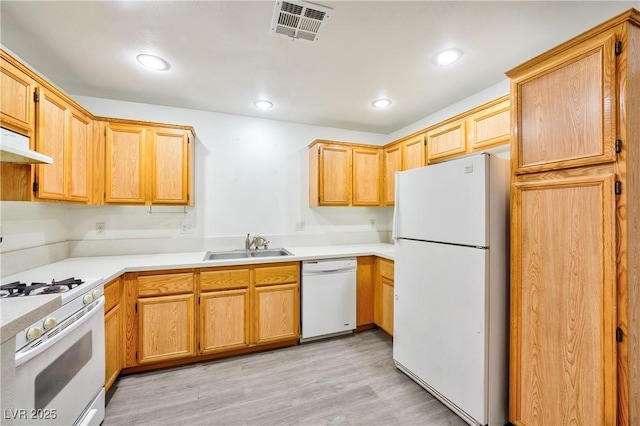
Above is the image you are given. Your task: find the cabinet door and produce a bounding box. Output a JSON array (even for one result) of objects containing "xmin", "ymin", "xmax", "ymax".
[
  {"xmin": 510, "ymin": 170, "xmax": 617, "ymax": 425},
  {"xmin": 105, "ymin": 124, "xmax": 146, "ymax": 203},
  {"xmin": 467, "ymin": 99, "xmax": 510, "ymax": 152},
  {"xmin": 68, "ymin": 108, "xmax": 92, "ymax": 201},
  {"xmin": 254, "ymin": 283, "xmax": 299, "ymax": 344},
  {"xmin": 512, "ymin": 30, "xmax": 617, "ymax": 174},
  {"xmin": 356, "ymin": 256, "xmax": 375, "ymax": 327},
  {"xmin": 427, "ymin": 119, "xmax": 466, "ymax": 163},
  {"xmin": 0, "ymin": 56, "xmax": 35, "ymax": 136},
  {"xmin": 380, "ymin": 278, "xmax": 394, "ymax": 336},
  {"xmin": 352, "ymin": 147, "xmax": 381, "ymax": 206},
  {"xmin": 402, "ymin": 135, "xmax": 425, "ymax": 170},
  {"xmin": 318, "ymin": 144, "xmax": 351, "ymax": 206},
  {"xmin": 200, "ymin": 289, "xmax": 250, "ymax": 354},
  {"xmin": 138, "ymin": 293, "xmax": 196, "ymax": 364},
  {"xmin": 150, "ymin": 128, "xmax": 190, "ymax": 205},
  {"xmin": 35, "ymin": 87, "xmax": 68, "ymax": 200},
  {"xmin": 105, "ymin": 304, "xmax": 121, "ymax": 392},
  {"xmin": 383, "ymin": 144, "xmax": 401, "ymax": 206}
]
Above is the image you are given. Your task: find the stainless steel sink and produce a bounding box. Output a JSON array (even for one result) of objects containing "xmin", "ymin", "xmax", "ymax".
[
  {"xmin": 202, "ymin": 251, "xmax": 250, "ymax": 261},
  {"xmin": 249, "ymin": 248, "xmax": 293, "ymax": 257},
  {"xmin": 203, "ymin": 248, "xmax": 292, "ymax": 261}
]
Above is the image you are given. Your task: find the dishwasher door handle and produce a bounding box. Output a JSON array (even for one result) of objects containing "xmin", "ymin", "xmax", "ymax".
[{"xmin": 303, "ymin": 266, "xmax": 356, "ymax": 275}]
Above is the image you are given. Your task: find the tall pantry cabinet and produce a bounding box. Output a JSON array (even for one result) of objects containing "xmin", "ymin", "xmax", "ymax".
[{"xmin": 507, "ymin": 9, "xmax": 639, "ymax": 426}]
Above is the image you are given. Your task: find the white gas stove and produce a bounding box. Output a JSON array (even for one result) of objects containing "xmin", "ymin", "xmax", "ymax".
[{"xmin": 2, "ymin": 276, "xmax": 106, "ymax": 425}]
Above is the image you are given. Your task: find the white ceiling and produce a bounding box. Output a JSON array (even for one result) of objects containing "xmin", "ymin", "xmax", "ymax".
[{"xmin": 1, "ymin": 1, "xmax": 637, "ymax": 134}]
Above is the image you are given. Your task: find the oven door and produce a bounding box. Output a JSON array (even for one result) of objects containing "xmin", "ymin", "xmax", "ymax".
[{"xmin": 13, "ymin": 297, "xmax": 105, "ymax": 426}]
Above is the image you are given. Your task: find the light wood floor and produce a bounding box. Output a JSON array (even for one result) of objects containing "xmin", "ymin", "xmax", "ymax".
[{"xmin": 104, "ymin": 330, "xmax": 466, "ymax": 425}]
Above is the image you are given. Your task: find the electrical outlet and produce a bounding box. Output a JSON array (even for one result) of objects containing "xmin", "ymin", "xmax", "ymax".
[
  {"xmin": 295, "ymin": 221, "xmax": 305, "ymax": 231},
  {"xmin": 181, "ymin": 220, "xmax": 194, "ymax": 234},
  {"xmin": 370, "ymin": 218, "xmax": 376, "ymax": 229},
  {"xmin": 96, "ymin": 222, "xmax": 105, "ymax": 235}
]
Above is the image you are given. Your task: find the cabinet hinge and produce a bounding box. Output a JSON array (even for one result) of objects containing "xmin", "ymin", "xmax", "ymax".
[
  {"xmin": 615, "ymin": 139, "xmax": 622, "ymax": 153},
  {"xmin": 135, "ymin": 351, "xmax": 138, "ymax": 360},
  {"xmin": 33, "ymin": 91, "xmax": 39, "ymax": 102},
  {"xmin": 318, "ymin": 146, "xmax": 321, "ymax": 154},
  {"xmin": 104, "ymin": 128, "xmax": 107, "ymax": 137},
  {"xmin": 135, "ymin": 302, "xmax": 138, "ymax": 312},
  {"xmin": 616, "ymin": 327, "xmax": 623, "ymax": 342},
  {"xmin": 318, "ymin": 196, "xmax": 321, "ymax": 203},
  {"xmin": 615, "ymin": 41, "xmax": 622, "ymax": 56},
  {"xmin": 615, "ymin": 181, "xmax": 622, "ymax": 195},
  {"xmin": 32, "ymin": 182, "xmax": 39, "ymax": 193},
  {"xmin": 187, "ymin": 135, "xmax": 190, "ymax": 144}
]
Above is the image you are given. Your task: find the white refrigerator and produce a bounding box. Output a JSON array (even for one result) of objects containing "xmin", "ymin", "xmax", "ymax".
[{"xmin": 392, "ymin": 153, "xmax": 508, "ymax": 426}]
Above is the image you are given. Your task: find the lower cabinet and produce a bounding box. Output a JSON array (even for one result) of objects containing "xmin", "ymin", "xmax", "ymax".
[
  {"xmin": 199, "ymin": 267, "xmax": 251, "ymax": 354},
  {"xmin": 254, "ymin": 283, "xmax": 298, "ymax": 344},
  {"xmin": 123, "ymin": 270, "xmax": 196, "ymax": 367},
  {"xmin": 356, "ymin": 256, "xmax": 375, "ymax": 327},
  {"xmin": 138, "ymin": 293, "xmax": 196, "ymax": 364},
  {"xmin": 104, "ymin": 277, "xmax": 122, "ymax": 392},
  {"xmin": 374, "ymin": 258, "xmax": 394, "ymax": 336}
]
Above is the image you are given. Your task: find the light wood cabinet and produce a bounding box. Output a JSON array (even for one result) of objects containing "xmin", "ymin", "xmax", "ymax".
[
  {"xmin": 382, "ymin": 144, "xmax": 401, "ymax": 206},
  {"xmin": 401, "ymin": 134, "xmax": 426, "ymax": 170},
  {"xmin": 104, "ymin": 277, "xmax": 122, "ymax": 392},
  {"xmin": 356, "ymin": 256, "xmax": 375, "ymax": 327},
  {"xmin": 125, "ymin": 271, "xmax": 196, "ymax": 366},
  {"xmin": 309, "ymin": 141, "xmax": 351, "ymax": 206},
  {"xmin": 150, "ymin": 127, "xmax": 192, "ymax": 205},
  {"xmin": 374, "ymin": 258, "xmax": 394, "ymax": 336},
  {"xmin": 34, "ymin": 88, "xmax": 93, "ymax": 202},
  {"xmin": 466, "ymin": 98, "xmax": 510, "ymax": 152},
  {"xmin": 199, "ymin": 268, "xmax": 251, "ymax": 354},
  {"xmin": 309, "ymin": 140, "xmax": 382, "ymax": 207},
  {"xmin": 104, "ymin": 123, "xmax": 146, "ymax": 204},
  {"xmin": 0, "ymin": 53, "xmax": 36, "ymax": 137},
  {"xmin": 103, "ymin": 121, "xmax": 193, "ymax": 206},
  {"xmin": 507, "ymin": 10, "xmax": 640, "ymax": 426},
  {"xmin": 352, "ymin": 147, "xmax": 381, "ymax": 206},
  {"xmin": 426, "ymin": 119, "xmax": 466, "ymax": 163},
  {"xmin": 253, "ymin": 263, "xmax": 300, "ymax": 344}
]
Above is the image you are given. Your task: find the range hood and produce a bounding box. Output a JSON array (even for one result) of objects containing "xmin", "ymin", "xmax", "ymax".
[{"xmin": 0, "ymin": 127, "xmax": 52, "ymax": 164}]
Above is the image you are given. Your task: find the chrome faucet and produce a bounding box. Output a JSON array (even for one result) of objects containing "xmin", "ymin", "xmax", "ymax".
[
  {"xmin": 245, "ymin": 234, "xmax": 270, "ymax": 250},
  {"xmin": 252, "ymin": 235, "xmax": 270, "ymax": 250}
]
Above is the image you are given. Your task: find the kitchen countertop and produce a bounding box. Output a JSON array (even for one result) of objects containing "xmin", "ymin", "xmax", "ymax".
[{"xmin": 0, "ymin": 243, "xmax": 394, "ymax": 342}]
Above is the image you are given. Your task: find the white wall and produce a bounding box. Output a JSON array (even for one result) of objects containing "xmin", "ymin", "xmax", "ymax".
[{"xmin": 66, "ymin": 97, "xmax": 392, "ymax": 255}]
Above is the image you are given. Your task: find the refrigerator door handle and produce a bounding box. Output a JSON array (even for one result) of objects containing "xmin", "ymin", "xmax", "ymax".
[{"xmin": 392, "ymin": 171, "xmax": 400, "ymax": 241}]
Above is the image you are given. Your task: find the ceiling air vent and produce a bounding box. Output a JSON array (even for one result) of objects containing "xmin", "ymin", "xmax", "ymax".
[{"xmin": 270, "ymin": 0, "xmax": 332, "ymax": 42}]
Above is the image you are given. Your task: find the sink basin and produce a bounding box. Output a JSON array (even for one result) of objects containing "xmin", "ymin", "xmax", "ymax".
[
  {"xmin": 203, "ymin": 248, "xmax": 292, "ymax": 261},
  {"xmin": 203, "ymin": 251, "xmax": 250, "ymax": 261},
  {"xmin": 249, "ymin": 248, "xmax": 293, "ymax": 258}
]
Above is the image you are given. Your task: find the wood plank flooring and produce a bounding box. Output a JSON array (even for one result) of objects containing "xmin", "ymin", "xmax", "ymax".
[{"xmin": 104, "ymin": 330, "xmax": 466, "ymax": 425}]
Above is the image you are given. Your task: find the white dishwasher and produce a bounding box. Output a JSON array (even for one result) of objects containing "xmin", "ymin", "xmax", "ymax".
[{"xmin": 301, "ymin": 258, "xmax": 357, "ymax": 342}]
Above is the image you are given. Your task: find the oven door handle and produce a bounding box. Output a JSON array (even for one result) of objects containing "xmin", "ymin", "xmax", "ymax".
[{"xmin": 15, "ymin": 296, "xmax": 105, "ymax": 367}]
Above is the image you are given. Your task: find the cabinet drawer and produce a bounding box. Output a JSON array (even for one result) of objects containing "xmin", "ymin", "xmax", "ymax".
[
  {"xmin": 138, "ymin": 272, "xmax": 194, "ymax": 297},
  {"xmin": 200, "ymin": 268, "xmax": 250, "ymax": 291},
  {"xmin": 104, "ymin": 277, "xmax": 121, "ymax": 312},
  {"xmin": 379, "ymin": 259, "xmax": 394, "ymax": 281},
  {"xmin": 254, "ymin": 263, "xmax": 299, "ymax": 286}
]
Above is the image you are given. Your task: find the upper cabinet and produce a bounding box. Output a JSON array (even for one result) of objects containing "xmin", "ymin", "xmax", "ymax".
[
  {"xmin": 426, "ymin": 119, "xmax": 466, "ymax": 162},
  {"xmin": 0, "ymin": 54, "xmax": 36, "ymax": 137},
  {"xmin": 0, "ymin": 47, "xmax": 196, "ymax": 206},
  {"xmin": 309, "ymin": 140, "xmax": 381, "ymax": 207},
  {"xmin": 466, "ymin": 98, "xmax": 510, "ymax": 152},
  {"xmin": 401, "ymin": 134, "xmax": 426, "ymax": 170},
  {"xmin": 34, "ymin": 87, "xmax": 93, "ymax": 202},
  {"xmin": 383, "ymin": 134, "xmax": 426, "ymax": 206},
  {"xmin": 511, "ymin": 31, "xmax": 617, "ymax": 174},
  {"xmin": 102, "ymin": 120, "xmax": 194, "ymax": 206}
]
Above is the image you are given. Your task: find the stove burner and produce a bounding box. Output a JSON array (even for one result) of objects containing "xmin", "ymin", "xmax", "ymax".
[
  {"xmin": 0, "ymin": 282, "xmax": 27, "ymax": 297},
  {"xmin": 0, "ymin": 277, "xmax": 85, "ymax": 297}
]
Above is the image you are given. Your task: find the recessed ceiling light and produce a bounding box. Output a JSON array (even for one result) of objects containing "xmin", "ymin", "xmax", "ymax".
[
  {"xmin": 371, "ymin": 99, "xmax": 392, "ymax": 109},
  {"xmin": 136, "ymin": 54, "xmax": 170, "ymax": 71},
  {"xmin": 253, "ymin": 99, "xmax": 274, "ymax": 110},
  {"xmin": 434, "ymin": 48, "xmax": 463, "ymax": 66}
]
